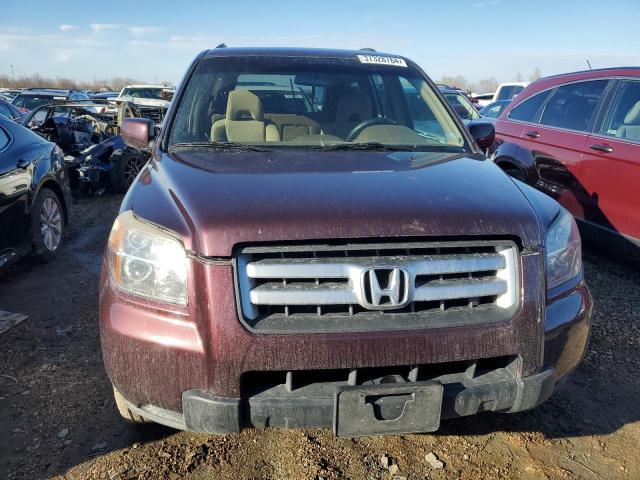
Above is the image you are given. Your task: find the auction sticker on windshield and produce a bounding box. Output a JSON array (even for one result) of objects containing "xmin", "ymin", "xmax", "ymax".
[{"xmin": 357, "ymin": 55, "xmax": 407, "ymax": 67}]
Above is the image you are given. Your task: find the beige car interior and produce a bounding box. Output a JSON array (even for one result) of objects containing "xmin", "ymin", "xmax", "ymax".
[
  {"xmin": 211, "ymin": 90, "xmax": 280, "ymax": 142},
  {"xmin": 616, "ymin": 100, "xmax": 640, "ymax": 141},
  {"xmin": 211, "ymin": 88, "xmax": 379, "ymax": 143}
]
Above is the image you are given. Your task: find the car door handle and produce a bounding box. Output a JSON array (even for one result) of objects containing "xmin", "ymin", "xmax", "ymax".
[
  {"xmin": 16, "ymin": 159, "xmax": 30, "ymax": 169},
  {"xmin": 524, "ymin": 131, "xmax": 540, "ymax": 139},
  {"xmin": 590, "ymin": 144, "xmax": 614, "ymax": 153}
]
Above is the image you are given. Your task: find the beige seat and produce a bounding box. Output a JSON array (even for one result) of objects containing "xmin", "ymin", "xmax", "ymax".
[
  {"xmin": 328, "ymin": 91, "xmax": 373, "ymax": 139},
  {"xmin": 210, "ymin": 90, "xmax": 279, "ymax": 142},
  {"xmin": 616, "ymin": 101, "xmax": 640, "ymax": 142},
  {"xmin": 266, "ymin": 114, "xmax": 321, "ymax": 141}
]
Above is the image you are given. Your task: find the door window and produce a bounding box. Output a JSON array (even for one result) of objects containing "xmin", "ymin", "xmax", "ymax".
[
  {"xmin": 0, "ymin": 103, "xmax": 12, "ymax": 118},
  {"xmin": 0, "ymin": 126, "xmax": 10, "ymax": 150},
  {"xmin": 508, "ymin": 90, "xmax": 552, "ymax": 122},
  {"xmin": 539, "ymin": 80, "xmax": 607, "ymax": 132},
  {"xmin": 599, "ymin": 80, "xmax": 640, "ymax": 142}
]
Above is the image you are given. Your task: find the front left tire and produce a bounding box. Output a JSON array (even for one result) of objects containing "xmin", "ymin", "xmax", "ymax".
[{"xmin": 30, "ymin": 188, "xmax": 64, "ymax": 262}]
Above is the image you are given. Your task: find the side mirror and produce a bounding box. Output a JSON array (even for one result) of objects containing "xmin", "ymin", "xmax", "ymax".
[
  {"xmin": 121, "ymin": 118, "xmax": 155, "ymax": 150},
  {"xmin": 467, "ymin": 121, "xmax": 495, "ymax": 150}
]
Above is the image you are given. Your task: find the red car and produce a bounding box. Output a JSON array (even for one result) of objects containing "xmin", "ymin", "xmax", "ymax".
[{"xmin": 492, "ymin": 67, "xmax": 640, "ymax": 254}]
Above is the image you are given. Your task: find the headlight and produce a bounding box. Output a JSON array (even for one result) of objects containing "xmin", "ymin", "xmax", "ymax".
[
  {"xmin": 545, "ymin": 208, "xmax": 582, "ymax": 290},
  {"xmin": 107, "ymin": 211, "xmax": 188, "ymax": 305}
]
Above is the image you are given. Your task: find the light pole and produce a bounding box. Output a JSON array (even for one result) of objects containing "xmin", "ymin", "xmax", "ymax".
[{"xmin": 10, "ymin": 64, "xmax": 15, "ymax": 82}]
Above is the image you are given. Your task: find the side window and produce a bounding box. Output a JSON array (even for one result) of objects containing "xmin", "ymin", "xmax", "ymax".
[
  {"xmin": 0, "ymin": 103, "xmax": 11, "ymax": 118},
  {"xmin": 600, "ymin": 80, "xmax": 640, "ymax": 142},
  {"xmin": 0, "ymin": 126, "xmax": 10, "ymax": 150},
  {"xmin": 508, "ymin": 90, "xmax": 552, "ymax": 122},
  {"xmin": 27, "ymin": 109, "xmax": 48, "ymax": 128},
  {"xmin": 539, "ymin": 80, "xmax": 608, "ymax": 132}
]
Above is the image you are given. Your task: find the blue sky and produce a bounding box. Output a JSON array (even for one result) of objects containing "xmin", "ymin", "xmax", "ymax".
[{"xmin": 1, "ymin": 0, "xmax": 639, "ymax": 86}]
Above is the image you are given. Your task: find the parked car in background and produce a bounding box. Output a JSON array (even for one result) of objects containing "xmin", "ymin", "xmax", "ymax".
[
  {"xmin": 0, "ymin": 89, "xmax": 21, "ymax": 102},
  {"xmin": 438, "ymin": 85, "xmax": 482, "ymax": 122},
  {"xmin": 480, "ymin": 100, "xmax": 511, "ymax": 119},
  {"xmin": 472, "ymin": 92, "xmax": 495, "ymax": 108},
  {"xmin": 100, "ymin": 47, "xmax": 591, "ymax": 438},
  {"xmin": 114, "ymin": 84, "xmax": 174, "ymax": 108},
  {"xmin": 493, "ymin": 82, "xmax": 529, "ymax": 102},
  {"xmin": 492, "ymin": 67, "xmax": 640, "ymax": 255},
  {"xmin": 90, "ymin": 91, "xmax": 118, "ymax": 101},
  {"xmin": 0, "ymin": 99, "xmax": 27, "ymax": 123},
  {"xmin": 0, "ymin": 115, "xmax": 71, "ymax": 271},
  {"xmin": 11, "ymin": 88, "xmax": 92, "ymax": 112}
]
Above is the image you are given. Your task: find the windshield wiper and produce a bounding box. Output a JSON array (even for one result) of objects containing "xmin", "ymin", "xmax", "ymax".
[
  {"xmin": 169, "ymin": 141, "xmax": 271, "ymax": 152},
  {"xmin": 310, "ymin": 142, "xmax": 422, "ymax": 152}
]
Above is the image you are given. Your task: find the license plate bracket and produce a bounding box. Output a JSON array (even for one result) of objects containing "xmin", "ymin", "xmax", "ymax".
[{"xmin": 334, "ymin": 381, "xmax": 443, "ymax": 437}]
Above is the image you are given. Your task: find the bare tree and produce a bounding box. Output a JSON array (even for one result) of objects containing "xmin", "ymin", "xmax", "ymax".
[
  {"xmin": 528, "ymin": 67, "xmax": 542, "ymax": 82},
  {"xmin": 438, "ymin": 75, "xmax": 471, "ymax": 91},
  {"xmin": 472, "ymin": 77, "xmax": 499, "ymax": 94}
]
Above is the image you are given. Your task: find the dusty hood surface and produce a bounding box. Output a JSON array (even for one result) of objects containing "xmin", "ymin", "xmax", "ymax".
[{"xmin": 130, "ymin": 150, "xmax": 542, "ymax": 257}]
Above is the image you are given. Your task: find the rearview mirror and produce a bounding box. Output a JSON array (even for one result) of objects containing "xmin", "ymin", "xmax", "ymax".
[
  {"xmin": 467, "ymin": 121, "xmax": 495, "ymax": 150},
  {"xmin": 121, "ymin": 118, "xmax": 155, "ymax": 150}
]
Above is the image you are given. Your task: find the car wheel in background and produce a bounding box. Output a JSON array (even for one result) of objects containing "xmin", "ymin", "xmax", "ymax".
[
  {"xmin": 110, "ymin": 148, "xmax": 149, "ymax": 193},
  {"xmin": 499, "ymin": 164, "xmax": 527, "ymax": 182},
  {"xmin": 30, "ymin": 188, "xmax": 64, "ymax": 262}
]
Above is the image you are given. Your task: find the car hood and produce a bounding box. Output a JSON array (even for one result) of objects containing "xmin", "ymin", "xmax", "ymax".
[
  {"xmin": 115, "ymin": 97, "xmax": 170, "ymax": 108},
  {"xmin": 129, "ymin": 149, "xmax": 543, "ymax": 257}
]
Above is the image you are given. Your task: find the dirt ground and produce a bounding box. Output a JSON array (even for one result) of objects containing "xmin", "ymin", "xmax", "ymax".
[{"xmin": 0, "ymin": 194, "xmax": 639, "ymax": 480}]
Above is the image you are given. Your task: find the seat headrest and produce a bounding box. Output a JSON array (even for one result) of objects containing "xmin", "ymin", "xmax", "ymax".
[
  {"xmin": 336, "ymin": 91, "xmax": 372, "ymax": 123},
  {"xmin": 624, "ymin": 101, "xmax": 640, "ymax": 125},
  {"xmin": 226, "ymin": 90, "xmax": 264, "ymax": 121}
]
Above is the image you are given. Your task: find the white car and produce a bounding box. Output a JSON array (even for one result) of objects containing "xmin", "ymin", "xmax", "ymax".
[
  {"xmin": 471, "ymin": 92, "xmax": 495, "ymax": 108},
  {"xmin": 114, "ymin": 84, "xmax": 175, "ymax": 109},
  {"xmin": 493, "ymin": 82, "xmax": 529, "ymax": 102}
]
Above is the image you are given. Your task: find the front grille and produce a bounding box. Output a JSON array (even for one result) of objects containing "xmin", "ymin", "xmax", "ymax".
[
  {"xmin": 137, "ymin": 106, "xmax": 166, "ymax": 124},
  {"xmin": 236, "ymin": 240, "xmax": 519, "ymax": 333}
]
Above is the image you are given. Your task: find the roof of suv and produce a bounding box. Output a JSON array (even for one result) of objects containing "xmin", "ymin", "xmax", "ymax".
[
  {"xmin": 200, "ymin": 46, "xmax": 409, "ymax": 60},
  {"xmin": 498, "ymin": 66, "xmax": 640, "ymax": 119}
]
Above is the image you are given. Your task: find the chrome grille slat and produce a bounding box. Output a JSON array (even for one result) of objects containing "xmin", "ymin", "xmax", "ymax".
[
  {"xmin": 246, "ymin": 253, "xmax": 505, "ymax": 279},
  {"xmin": 413, "ymin": 278, "xmax": 507, "ymax": 302},
  {"xmin": 251, "ymin": 282, "xmax": 357, "ymax": 305}
]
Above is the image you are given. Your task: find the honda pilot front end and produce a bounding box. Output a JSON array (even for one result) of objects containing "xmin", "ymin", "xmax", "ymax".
[{"xmin": 99, "ymin": 48, "xmax": 591, "ymax": 437}]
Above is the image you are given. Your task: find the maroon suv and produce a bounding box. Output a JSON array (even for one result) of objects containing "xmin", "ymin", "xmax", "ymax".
[{"xmin": 100, "ymin": 48, "xmax": 592, "ymax": 437}]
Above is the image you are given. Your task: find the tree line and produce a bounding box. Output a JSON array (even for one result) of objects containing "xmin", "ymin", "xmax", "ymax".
[
  {"xmin": 438, "ymin": 67, "xmax": 542, "ymax": 93},
  {"xmin": 0, "ymin": 74, "xmax": 171, "ymax": 92},
  {"xmin": 0, "ymin": 68, "xmax": 543, "ymax": 95}
]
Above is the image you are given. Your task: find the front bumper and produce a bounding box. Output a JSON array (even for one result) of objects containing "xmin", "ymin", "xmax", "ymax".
[{"xmin": 119, "ymin": 366, "xmax": 556, "ymax": 436}]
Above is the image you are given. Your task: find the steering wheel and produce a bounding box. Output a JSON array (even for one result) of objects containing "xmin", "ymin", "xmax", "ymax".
[{"xmin": 345, "ymin": 117, "xmax": 399, "ymax": 141}]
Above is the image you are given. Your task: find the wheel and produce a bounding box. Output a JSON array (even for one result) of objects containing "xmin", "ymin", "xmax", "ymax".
[
  {"xmin": 30, "ymin": 188, "xmax": 64, "ymax": 262},
  {"xmin": 110, "ymin": 148, "xmax": 148, "ymax": 193},
  {"xmin": 499, "ymin": 164, "xmax": 527, "ymax": 182},
  {"xmin": 113, "ymin": 387, "xmax": 149, "ymax": 424}
]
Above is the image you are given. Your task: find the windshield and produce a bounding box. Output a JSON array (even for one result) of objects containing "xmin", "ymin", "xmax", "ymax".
[
  {"xmin": 13, "ymin": 95, "xmax": 57, "ymax": 110},
  {"xmin": 497, "ymin": 85, "xmax": 525, "ymax": 101},
  {"xmin": 168, "ymin": 55, "xmax": 467, "ymax": 151},
  {"xmin": 121, "ymin": 87, "xmax": 165, "ymax": 99},
  {"xmin": 443, "ymin": 93, "xmax": 481, "ymax": 121}
]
